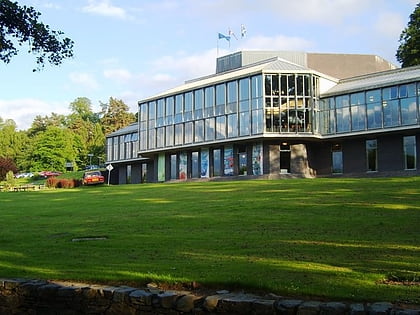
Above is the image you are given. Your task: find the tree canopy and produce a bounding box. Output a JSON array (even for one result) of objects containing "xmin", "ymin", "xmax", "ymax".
[
  {"xmin": 0, "ymin": 0, "xmax": 74, "ymax": 70},
  {"xmin": 0, "ymin": 97, "xmax": 135, "ymax": 173},
  {"xmin": 396, "ymin": 3, "xmax": 420, "ymax": 67}
]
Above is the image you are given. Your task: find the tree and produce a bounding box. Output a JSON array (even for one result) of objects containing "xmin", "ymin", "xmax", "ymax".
[
  {"xmin": 100, "ymin": 97, "xmax": 136, "ymax": 134},
  {"xmin": 26, "ymin": 126, "xmax": 76, "ymax": 172},
  {"xmin": 0, "ymin": 0, "xmax": 74, "ymax": 70},
  {"xmin": 396, "ymin": 3, "xmax": 420, "ymax": 67},
  {"xmin": 27, "ymin": 113, "xmax": 66, "ymax": 137},
  {"xmin": 0, "ymin": 118, "xmax": 28, "ymax": 163}
]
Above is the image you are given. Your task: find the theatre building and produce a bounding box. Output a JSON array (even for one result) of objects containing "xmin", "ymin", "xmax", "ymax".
[{"xmin": 106, "ymin": 51, "xmax": 420, "ymax": 184}]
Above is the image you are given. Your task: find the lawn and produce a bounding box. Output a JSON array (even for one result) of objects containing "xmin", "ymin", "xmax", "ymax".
[{"xmin": 0, "ymin": 177, "xmax": 419, "ymax": 304}]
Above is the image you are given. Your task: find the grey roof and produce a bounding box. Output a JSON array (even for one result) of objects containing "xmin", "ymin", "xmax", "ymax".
[
  {"xmin": 107, "ymin": 123, "xmax": 137, "ymax": 137},
  {"xmin": 322, "ymin": 65, "xmax": 420, "ymax": 96},
  {"xmin": 140, "ymin": 57, "xmax": 316, "ymax": 103}
]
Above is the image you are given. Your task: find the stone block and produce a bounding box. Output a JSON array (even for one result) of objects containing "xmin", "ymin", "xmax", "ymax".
[
  {"xmin": 158, "ymin": 291, "xmax": 179, "ymax": 308},
  {"xmin": 297, "ymin": 300, "xmax": 321, "ymax": 315},
  {"xmin": 175, "ymin": 294, "xmax": 203, "ymax": 313},
  {"xmin": 129, "ymin": 289, "xmax": 153, "ymax": 306},
  {"xmin": 350, "ymin": 303, "xmax": 366, "ymax": 315},
  {"xmin": 367, "ymin": 302, "xmax": 394, "ymax": 314},
  {"xmin": 252, "ymin": 298, "xmax": 275, "ymax": 314},
  {"xmin": 320, "ymin": 301, "xmax": 348, "ymax": 314},
  {"xmin": 276, "ymin": 299, "xmax": 303, "ymax": 314}
]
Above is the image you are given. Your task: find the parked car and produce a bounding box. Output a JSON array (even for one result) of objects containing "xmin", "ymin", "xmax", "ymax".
[
  {"xmin": 83, "ymin": 170, "xmax": 105, "ymax": 185},
  {"xmin": 39, "ymin": 171, "xmax": 62, "ymax": 178}
]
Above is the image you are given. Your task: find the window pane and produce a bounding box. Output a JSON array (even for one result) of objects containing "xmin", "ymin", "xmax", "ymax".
[
  {"xmin": 366, "ymin": 89, "xmax": 381, "ymax": 103},
  {"xmin": 216, "ymin": 116, "xmax": 226, "ymax": 139},
  {"xmin": 205, "ymin": 118, "xmax": 215, "ymax": 141},
  {"xmin": 194, "ymin": 120, "xmax": 204, "ymax": 142},
  {"xmin": 367, "ymin": 103, "xmax": 382, "ymax": 129},
  {"xmin": 336, "ymin": 107, "xmax": 350, "ymax": 132},
  {"xmin": 252, "ymin": 109, "xmax": 263, "ymax": 134},
  {"xmin": 227, "ymin": 114, "xmax": 238, "ymax": 138},
  {"xmin": 239, "ymin": 78, "xmax": 250, "ymax": 100},
  {"xmin": 401, "ymin": 97, "xmax": 418, "ymax": 125},
  {"xmin": 383, "ymin": 99, "xmax": 400, "ymax": 127},
  {"xmin": 184, "ymin": 122, "xmax": 193, "ymax": 144},
  {"xmin": 216, "ymin": 84, "xmax": 225, "ymax": 105},
  {"xmin": 351, "ymin": 104, "xmax": 366, "ymax": 131},
  {"xmin": 350, "ymin": 92, "xmax": 365, "ymax": 105},
  {"xmin": 251, "ymin": 75, "xmax": 262, "ymax": 98},
  {"xmin": 239, "ymin": 111, "xmax": 250, "ymax": 136}
]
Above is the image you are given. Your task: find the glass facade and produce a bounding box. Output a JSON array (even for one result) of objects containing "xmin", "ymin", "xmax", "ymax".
[
  {"xmin": 321, "ymin": 82, "xmax": 419, "ymax": 134},
  {"xmin": 106, "ymin": 61, "xmax": 419, "ymax": 183}
]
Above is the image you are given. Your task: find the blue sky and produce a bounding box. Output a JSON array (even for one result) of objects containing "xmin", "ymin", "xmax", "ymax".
[{"xmin": 0, "ymin": 0, "xmax": 418, "ymax": 130}]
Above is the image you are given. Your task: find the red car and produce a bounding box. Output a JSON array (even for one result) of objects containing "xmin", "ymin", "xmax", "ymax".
[{"xmin": 83, "ymin": 171, "xmax": 105, "ymax": 185}]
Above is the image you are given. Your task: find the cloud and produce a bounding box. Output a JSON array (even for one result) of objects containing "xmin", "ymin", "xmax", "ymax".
[
  {"xmin": 82, "ymin": 0, "xmax": 128, "ymax": 19},
  {"xmin": 103, "ymin": 68, "xmax": 133, "ymax": 82},
  {"xmin": 0, "ymin": 99, "xmax": 69, "ymax": 130},
  {"xmin": 69, "ymin": 72, "xmax": 99, "ymax": 90},
  {"xmin": 374, "ymin": 12, "xmax": 405, "ymax": 38},
  {"xmin": 239, "ymin": 35, "xmax": 314, "ymax": 51}
]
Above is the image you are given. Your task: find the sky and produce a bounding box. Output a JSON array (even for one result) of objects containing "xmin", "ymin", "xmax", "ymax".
[{"xmin": 0, "ymin": 0, "xmax": 418, "ymax": 130}]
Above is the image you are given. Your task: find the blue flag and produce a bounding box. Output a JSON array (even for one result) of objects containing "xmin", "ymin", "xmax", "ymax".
[{"xmin": 218, "ymin": 33, "xmax": 231, "ymax": 42}]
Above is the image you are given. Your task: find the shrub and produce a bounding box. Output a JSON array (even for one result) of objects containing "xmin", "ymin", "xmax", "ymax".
[
  {"xmin": 0, "ymin": 157, "xmax": 18, "ymax": 181},
  {"xmin": 46, "ymin": 177, "xmax": 82, "ymax": 189}
]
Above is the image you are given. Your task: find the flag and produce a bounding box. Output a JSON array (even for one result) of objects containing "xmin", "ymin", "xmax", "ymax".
[
  {"xmin": 229, "ymin": 28, "xmax": 238, "ymax": 40},
  {"xmin": 241, "ymin": 24, "xmax": 247, "ymax": 38},
  {"xmin": 218, "ymin": 33, "xmax": 231, "ymax": 42}
]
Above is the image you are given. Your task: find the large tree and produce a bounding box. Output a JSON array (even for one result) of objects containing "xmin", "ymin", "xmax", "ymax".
[
  {"xmin": 396, "ymin": 3, "xmax": 420, "ymax": 67},
  {"xmin": 100, "ymin": 97, "xmax": 136, "ymax": 134},
  {"xmin": 0, "ymin": 0, "xmax": 74, "ymax": 70}
]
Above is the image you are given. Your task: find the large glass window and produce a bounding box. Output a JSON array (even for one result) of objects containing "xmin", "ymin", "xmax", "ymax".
[
  {"xmin": 252, "ymin": 109, "xmax": 263, "ymax": 134},
  {"xmin": 175, "ymin": 94, "xmax": 183, "ymax": 123},
  {"xmin": 401, "ymin": 97, "xmax": 417, "ymax": 125},
  {"xmin": 205, "ymin": 118, "xmax": 215, "ymax": 141},
  {"xmin": 366, "ymin": 139, "xmax": 377, "ymax": 172},
  {"xmin": 227, "ymin": 113, "xmax": 238, "ymax": 138},
  {"xmin": 383, "ymin": 99, "xmax": 400, "ymax": 127},
  {"xmin": 351, "ymin": 105, "xmax": 366, "ymax": 131},
  {"xmin": 215, "ymin": 83, "xmax": 226, "ymax": 115},
  {"xmin": 156, "ymin": 127, "xmax": 164, "ymax": 148},
  {"xmin": 194, "ymin": 89, "xmax": 203, "ymax": 119},
  {"xmin": 227, "ymin": 81, "xmax": 237, "ymax": 114},
  {"xmin": 165, "ymin": 125, "xmax": 174, "ymax": 147},
  {"xmin": 194, "ymin": 120, "xmax": 204, "ymax": 142},
  {"xmin": 165, "ymin": 97, "xmax": 174, "ymax": 125},
  {"xmin": 404, "ymin": 136, "xmax": 416, "ymax": 170},
  {"xmin": 216, "ymin": 116, "xmax": 226, "ymax": 139},
  {"xmin": 336, "ymin": 107, "xmax": 350, "ymax": 132},
  {"xmin": 184, "ymin": 122, "xmax": 193, "ymax": 144},
  {"xmin": 157, "ymin": 99, "xmax": 165, "ymax": 127},
  {"xmin": 204, "ymin": 86, "xmax": 214, "ymax": 117},
  {"xmin": 184, "ymin": 92, "xmax": 193, "ymax": 121},
  {"xmin": 251, "ymin": 75, "xmax": 263, "ymax": 110},
  {"xmin": 239, "ymin": 111, "xmax": 250, "ymax": 136},
  {"xmin": 174, "ymin": 124, "xmax": 183, "ymax": 145},
  {"xmin": 367, "ymin": 103, "xmax": 382, "ymax": 129}
]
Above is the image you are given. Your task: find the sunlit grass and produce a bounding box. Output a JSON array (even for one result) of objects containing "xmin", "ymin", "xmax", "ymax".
[{"xmin": 0, "ymin": 177, "xmax": 419, "ymax": 303}]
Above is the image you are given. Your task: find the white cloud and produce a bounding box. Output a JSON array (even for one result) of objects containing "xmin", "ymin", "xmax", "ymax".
[
  {"xmin": 69, "ymin": 72, "xmax": 99, "ymax": 90},
  {"xmin": 0, "ymin": 99, "xmax": 69, "ymax": 130},
  {"xmin": 239, "ymin": 35, "xmax": 314, "ymax": 51},
  {"xmin": 374, "ymin": 12, "xmax": 405, "ymax": 38},
  {"xmin": 103, "ymin": 68, "xmax": 133, "ymax": 82},
  {"xmin": 82, "ymin": 0, "xmax": 127, "ymax": 19}
]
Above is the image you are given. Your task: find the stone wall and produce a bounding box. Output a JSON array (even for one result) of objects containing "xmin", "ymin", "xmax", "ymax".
[{"xmin": 1, "ymin": 278, "xmax": 419, "ymax": 314}]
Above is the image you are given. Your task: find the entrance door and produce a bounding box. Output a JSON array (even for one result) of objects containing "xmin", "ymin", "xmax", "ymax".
[{"xmin": 280, "ymin": 143, "xmax": 290, "ymax": 173}]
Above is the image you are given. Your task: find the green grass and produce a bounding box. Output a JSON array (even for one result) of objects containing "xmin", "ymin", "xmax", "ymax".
[{"xmin": 0, "ymin": 177, "xmax": 419, "ymax": 303}]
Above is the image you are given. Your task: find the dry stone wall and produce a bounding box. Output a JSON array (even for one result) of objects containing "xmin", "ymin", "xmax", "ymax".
[{"xmin": 0, "ymin": 278, "xmax": 419, "ymax": 314}]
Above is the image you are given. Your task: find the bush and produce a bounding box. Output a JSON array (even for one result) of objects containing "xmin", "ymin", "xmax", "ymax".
[
  {"xmin": 46, "ymin": 177, "xmax": 82, "ymax": 189},
  {"xmin": 0, "ymin": 157, "xmax": 18, "ymax": 181}
]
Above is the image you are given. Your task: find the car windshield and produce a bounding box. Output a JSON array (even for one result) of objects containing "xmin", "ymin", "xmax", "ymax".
[{"xmin": 85, "ymin": 171, "xmax": 101, "ymax": 177}]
